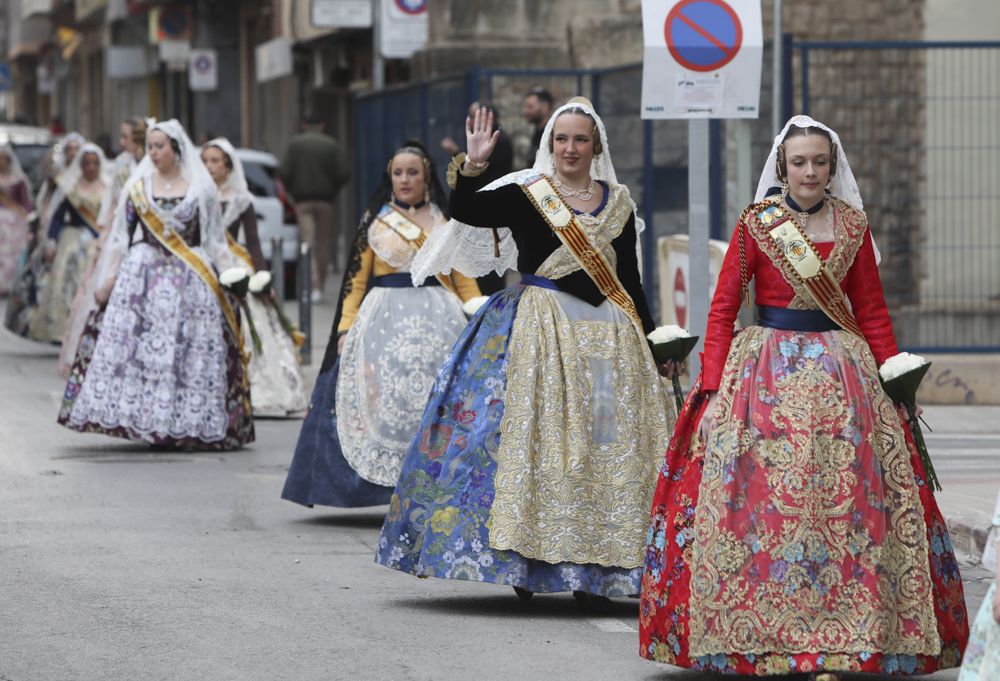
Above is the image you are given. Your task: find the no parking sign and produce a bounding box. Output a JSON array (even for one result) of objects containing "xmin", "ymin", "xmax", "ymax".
[{"xmin": 641, "ymin": 0, "xmax": 762, "ymax": 119}]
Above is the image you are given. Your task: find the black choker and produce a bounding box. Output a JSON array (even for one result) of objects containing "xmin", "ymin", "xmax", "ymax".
[
  {"xmin": 393, "ymin": 198, "xmax": 427, "ymax": 211},
  {"xmin": 785, "ymin": 194, "xmax": 824, "ymax": 214}
]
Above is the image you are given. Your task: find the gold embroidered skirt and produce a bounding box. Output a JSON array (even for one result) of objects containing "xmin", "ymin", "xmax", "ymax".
[{"xmin": 489, "ymin": 286, "xmax": 673, "ymax": 568}]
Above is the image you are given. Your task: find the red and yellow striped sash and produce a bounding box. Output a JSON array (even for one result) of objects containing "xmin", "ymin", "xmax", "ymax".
[{"xmin": 520, "ymin": 175, "xmax": 642, "ymax": 328}]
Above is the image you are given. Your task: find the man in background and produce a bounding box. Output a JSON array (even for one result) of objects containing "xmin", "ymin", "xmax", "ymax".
[
  {"xmin": 523, "ymin": 87, "xmax": 554, "ymax": 159},
  {"xmin": 279, "ymin": 115, "xmax": 350, "ymax": 302}
]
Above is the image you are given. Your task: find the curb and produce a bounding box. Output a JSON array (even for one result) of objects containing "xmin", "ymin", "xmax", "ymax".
[{"xmin": 946, "ymin": 514, "xmax": 990, "ymax": 559}]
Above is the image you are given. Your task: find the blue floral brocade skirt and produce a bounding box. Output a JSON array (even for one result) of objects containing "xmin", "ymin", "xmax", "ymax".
[{"xmin": 374, "ymin": 285, "xmax": 642, "ymax": 596}]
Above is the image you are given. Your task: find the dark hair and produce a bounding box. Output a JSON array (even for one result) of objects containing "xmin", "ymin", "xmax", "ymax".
[
  {"xmin": 169, "ymin": 137, "xmax": 182, "ymax": 160},
  {"xmin": 526, "ymin": 87, "xmax": 553, "ymax": 106},
  {"xmin": 547, "ymin": 106, "xmax": 604, "ymax": 156},
  {"xmin": 776, "ymin": 125, "xmax": 837, "ymax": 180},
  {"xmin": 303, "ymin": 113, "xmax": 323, "ymax": 127}
]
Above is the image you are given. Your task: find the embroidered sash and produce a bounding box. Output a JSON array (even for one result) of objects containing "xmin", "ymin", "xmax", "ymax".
[
  {"xmin": 752, "ymin": 202, "xmax": 864, "ymax": 337},
  {"xmin": 226, "ymin": 231, "xmax": 254, "ymax": 270},
  {"xmin": 374, "ymin": 203, "xmax": 454, "ymax": 291},
  {"xmin": 65, "ymin": 190, "xmax": 102, "ymax": 235},
  {"xmin": 520, "ymin": 175, "xmax": 642, "ymax": 328},
  {"xmin": 128, "ymin": 181, "xmax": 245, "ymax": 354}
]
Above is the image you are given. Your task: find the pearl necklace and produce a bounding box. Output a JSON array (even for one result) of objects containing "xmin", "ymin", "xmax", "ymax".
[
  {"xmin": 552, "ymin": 174, "xmax": 595, "ymax": 201},
  {"xmin": 159, "ymin": 171, "xmax": 182, "ymax": 192}
]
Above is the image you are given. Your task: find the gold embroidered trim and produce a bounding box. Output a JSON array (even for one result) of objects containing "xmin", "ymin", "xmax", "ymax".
[
  {"xmin": 521, "ymin": 177, "xmax": 641, "ymax": 328},
  {"xmin": 488, "ymin": 287, "xmax": 671, "ymax": 567},
  {"xmin": 745, "ymin": 200, "xmax": 863, "ymax": 336},
  {"xmin": 686, "ymin": 326, "xmax": 940, "ymax": 657}
]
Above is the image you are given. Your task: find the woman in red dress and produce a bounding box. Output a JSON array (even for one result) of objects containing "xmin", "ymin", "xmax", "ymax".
[{"xmin": 639, "ymin": 115, "xmax": 968, "ymax": 679}]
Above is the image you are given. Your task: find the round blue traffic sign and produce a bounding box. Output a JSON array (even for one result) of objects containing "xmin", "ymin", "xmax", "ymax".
[
  {"xmin": 394, "ymin": 0, "xmax": 427, "ymax": 15},
  {"xmin": 665, "ymin": 0, "xmax": 743, "ymax": 72}
]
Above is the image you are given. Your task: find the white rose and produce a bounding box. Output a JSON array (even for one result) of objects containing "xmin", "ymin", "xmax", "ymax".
[
  {"xmin": 879, "ymin": 352, "xmax": 928, "ymax": 381},
  {"xmin": 462, "ymin": 296, "xmax": 490, "ymax": 317},
  {"xmin": 248, "ymin": 271, "xmax": 272, "ymax": 293},
  {"xmin": 647, "ymin": 324, "xmax": 691, "ymax": 344},
  {"xmin": 219, "ymin": 267, "xmax": 249, "ymax": 287}
]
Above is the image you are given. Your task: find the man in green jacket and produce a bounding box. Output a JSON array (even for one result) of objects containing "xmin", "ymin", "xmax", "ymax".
[{"xmin": 279, "ymin": 115, "xmax": 350, "ymax": 301}]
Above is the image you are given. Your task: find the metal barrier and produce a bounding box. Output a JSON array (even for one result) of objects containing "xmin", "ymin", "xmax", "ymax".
[
  {"xmin": 297, "ymin": 242, "xmax": 312, "ymax": 366},
  {"xmin": 794, "ymin": 40, "xmax": 1000, "ymax": 352},
  {"xmin": 271, "ymin": 237, "xmax": 285, "ymax": 302}
]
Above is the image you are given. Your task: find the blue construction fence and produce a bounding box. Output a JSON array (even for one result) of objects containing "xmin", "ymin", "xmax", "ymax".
[{"xmin": 353, "ymin": 39, "xmax": 1000, "ymax": 352}]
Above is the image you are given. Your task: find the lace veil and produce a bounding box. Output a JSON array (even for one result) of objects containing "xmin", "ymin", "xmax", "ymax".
[
  {"xmin": 0, "ymin": 143, "xmax": 34, "ymax": 203},
  {"xmin": 411, "ymin": 98, "xmax": 645, "ymax": 284},
  {"xmin": 95, "ymin": 119, "xmax": 230, "ymax": 288},
  {"xmin": 204, "ymin": 137, "xmax": 252, "ymax": 230},
  {"xmin": 44, "ymin": 142, "xmax": 112, "ymax": 231},
  {"xmin": 755, "ymin": 114, "xmax": 880, "ymax": 262}
]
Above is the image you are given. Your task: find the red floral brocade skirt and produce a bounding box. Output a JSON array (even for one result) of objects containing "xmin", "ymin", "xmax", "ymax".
[{"xmin": 639, "ymin": 326, "xmax": 968, "ymax": 676}]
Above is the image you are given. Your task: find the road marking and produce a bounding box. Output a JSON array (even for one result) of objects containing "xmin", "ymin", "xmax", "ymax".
[{"xmin": 588, "ymin": 618, "xmax": 636, "ymax": 633}]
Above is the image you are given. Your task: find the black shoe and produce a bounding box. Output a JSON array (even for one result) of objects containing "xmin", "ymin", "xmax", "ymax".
[
  {"xmin": 513, "ymin": 586, "xmax": 533, "ymax": 602},
  {"xmin": 572, "ymin": 590, "xmax": 612, "ymax": 613}
]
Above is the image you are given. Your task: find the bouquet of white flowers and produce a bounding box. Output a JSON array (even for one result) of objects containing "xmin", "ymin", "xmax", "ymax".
[
  {"xmin": 248, "ymin": 270, "xmax": 305, "ymax": 350},
  {"xmin": 647, "ymin": 325, "xmax": 699, "ymax": 414},
  {"xmin": 462, "ymin": 296, "xmax": 490, "ymax": 318},
  {"xmin": 879, "ymin": 352, "xmax": 939, "ymax": 491},
  {"xmin": 220, "ymin": 267, "xmax": 261, "ymax": 355}
]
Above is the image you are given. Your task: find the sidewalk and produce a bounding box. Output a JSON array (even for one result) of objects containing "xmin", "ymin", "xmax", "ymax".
[{"xmin": 922, "ymin": 404, "xmax": 1000, "ymax": 560}]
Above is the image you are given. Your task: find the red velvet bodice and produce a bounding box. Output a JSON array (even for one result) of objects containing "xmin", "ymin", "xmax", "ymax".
[{"xmin": 701, "ymin": 210, "xmax": 899, "ymax": 391}]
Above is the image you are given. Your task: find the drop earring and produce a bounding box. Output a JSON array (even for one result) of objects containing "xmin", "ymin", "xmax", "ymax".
[{"xmin": 780, "ymin": 180, "xmax": 789, "ymax": 202}]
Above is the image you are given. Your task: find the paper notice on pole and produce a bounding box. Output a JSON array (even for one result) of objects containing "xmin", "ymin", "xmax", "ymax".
[{"xmin": 674, "ymin": 73, "xmax": 724, "ymax": 114}]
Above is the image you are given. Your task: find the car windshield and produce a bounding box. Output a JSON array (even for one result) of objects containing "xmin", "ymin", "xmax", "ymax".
[
  {"xmin": 12, "ymin": 144, "xmax": 52, "ymax": 185},
  {"xmin": 242, "ymin": 160, "xmax": 277, "ymax": 198}
]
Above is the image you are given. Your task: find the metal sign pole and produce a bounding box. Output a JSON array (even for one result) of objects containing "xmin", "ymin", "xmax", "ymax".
[
  {"xmin": 298, "ymin": 242, "xmax": 312, "ymax": 366},
  {"xmin": 271, "ymin": 237, "xmax": 285, "ymax": 302},
  {"xmin": 772, "ymin": 0, "xmax": 783, "ymax": 133},
  {"xmin": 372, "ymin": 0, "xmax": 384, "ymax": 90},
  {"xmin": 688, "ymin": 118, "xmax": 711, "ymax": 380}
]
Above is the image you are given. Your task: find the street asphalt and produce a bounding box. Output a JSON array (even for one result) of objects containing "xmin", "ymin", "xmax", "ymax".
[{"xmin": 2, "ymin": 295, "xmax": 998, "ymax": 681}]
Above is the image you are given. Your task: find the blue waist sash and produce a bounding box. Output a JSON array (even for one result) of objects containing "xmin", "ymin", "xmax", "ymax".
[
  {"xmin": 756, "ymin": 305, "xmax": 841, "ymax": 332},
  {"xmin": 370, "ymin": 273, "xmax": 441, "ymax": 288},
  {"xmin": 521, "ymin": 274, "xmax": 561, "ymax": 291}
]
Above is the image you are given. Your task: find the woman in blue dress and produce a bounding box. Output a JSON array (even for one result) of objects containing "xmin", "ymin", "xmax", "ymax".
[
  {"xmin": 374, "ymin": 98, "xmax": 674, "ymax": 606},
  {"xmin": 282, "ymin": 140, "xmax": 480, "ymax": 508}
]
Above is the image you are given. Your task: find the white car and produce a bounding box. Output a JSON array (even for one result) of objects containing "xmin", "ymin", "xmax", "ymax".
[
  {"xmin": 0, "ymin": 124, "xmax": 55, "ymax": 194},
  {"xmin": 232, "ymin": 148, "xmax": 298, "ymax": 269}
]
